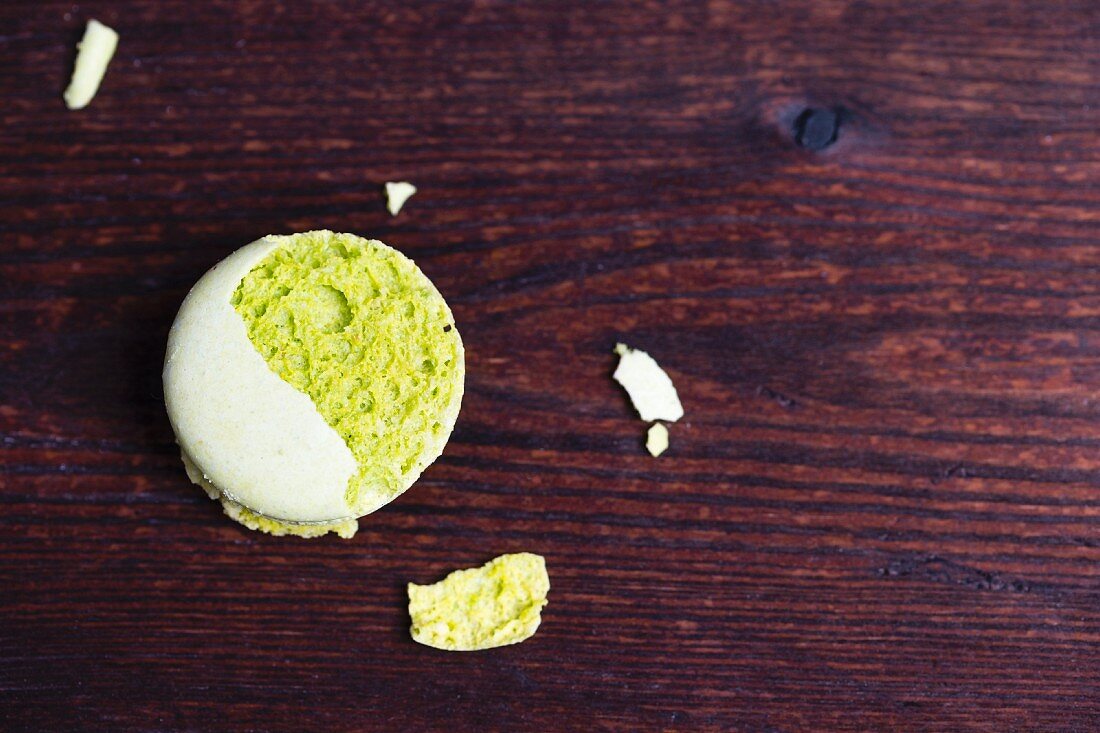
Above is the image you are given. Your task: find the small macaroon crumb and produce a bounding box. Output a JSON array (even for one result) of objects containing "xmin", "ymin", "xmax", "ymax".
[
  {"xmin": 646, "ymin": 422, "xmax": 669, "ymax": 457},
  {"xmin": 408, "ymin": 553, "xmax": 549, "ymax": 651},
  {"xmin": 385, "ymin": 181, "xmax": 417, "ymax": 216},
  {"xmin": 64, "ymin": 19, "xmax": 119, "ymax": 110},
  {"xmin": 613, "ymin": 343, "xmax": 683, "ymax": 422}
]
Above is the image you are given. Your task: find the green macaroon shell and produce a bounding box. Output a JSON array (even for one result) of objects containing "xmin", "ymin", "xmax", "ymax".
[{"xmin": 230, "ymin": 231, "xmax": 464, "ymax": 518}]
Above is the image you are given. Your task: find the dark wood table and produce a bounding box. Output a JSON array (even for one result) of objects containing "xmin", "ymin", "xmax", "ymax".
[{"xmin": 3, "ymin": 1, "xmax": 1099, "ymax": 730}]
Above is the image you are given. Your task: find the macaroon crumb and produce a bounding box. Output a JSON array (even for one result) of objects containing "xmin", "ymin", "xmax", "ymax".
[
  {"xmin": 646, "ymin": 422, "xmax": 669, "ymax": 457},
  {"xmin": 612, "ymin": 342, "xmax": 683, "ymax": 422},
  {"xmin": 64, "ymin": 19, "xmax": 119, "ymax": 109},
  {"xmin": 385, "ymin": 181, "xmax": 417, "ymax": 215},
  {"xmin": 408, "ymin": 553, "xmax": 549, "ymax": 651}
]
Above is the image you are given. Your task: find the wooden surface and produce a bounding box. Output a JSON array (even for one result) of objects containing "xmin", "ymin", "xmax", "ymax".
[{"xmin": 3, "ymin": 1, "xmax": 1100, "ymax": 730}]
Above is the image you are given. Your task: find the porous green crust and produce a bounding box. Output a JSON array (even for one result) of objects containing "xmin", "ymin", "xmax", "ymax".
[
  {"xmin": 230, "ymin": 231, "xmax": 463, "ymax": 516},
  {"xmin": 408, "ymin": 553, "xmax": 550, "ymax": 651}
]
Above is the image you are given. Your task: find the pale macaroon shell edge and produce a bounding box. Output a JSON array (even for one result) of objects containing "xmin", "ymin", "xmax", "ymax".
[{"xmin": 163, "ymin": 235, "xmax": 358, "ymax": 523}]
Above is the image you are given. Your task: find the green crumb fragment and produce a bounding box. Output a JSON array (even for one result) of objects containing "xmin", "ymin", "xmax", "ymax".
[
  {"xmin": 408, "ymin": 553, "xmax": 550, "ymax": 651},
  {"xmin": 230, "ymin": 231, "xmax": 462, "ymax": 516}
]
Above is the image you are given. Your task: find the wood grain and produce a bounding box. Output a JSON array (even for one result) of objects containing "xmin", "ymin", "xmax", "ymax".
[{"xmin": 3, "ymin": 1, "xmax": 1100, "ymax": 730}]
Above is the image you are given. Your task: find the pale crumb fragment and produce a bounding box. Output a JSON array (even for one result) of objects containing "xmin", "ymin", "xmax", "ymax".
[
  {"xmin": 647, "ymin": 422, "xmax": 669, "ymax": 457},
  {"xmin": 408, "ymin": 553, "xmax": 549, "ymax": 651},
  {"xmin": 64, "ymin": 19, "xmax": 119, "ymax": 110},
  {"xmin": 612, "ymin": 342, "xmax": 684, "ymax": 422},
  {"xmin": 385, "ymin": 181, "xmax": 417, "ymax": 216}
]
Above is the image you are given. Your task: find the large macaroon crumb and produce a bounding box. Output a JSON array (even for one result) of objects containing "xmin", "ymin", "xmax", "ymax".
[
  {"xmin": 612, "ymin": 343, "xmax": 683, "ymax": 423},
  {"xmin": 408, "ymin": 553, "xmax": 550, "ymax": 651}
]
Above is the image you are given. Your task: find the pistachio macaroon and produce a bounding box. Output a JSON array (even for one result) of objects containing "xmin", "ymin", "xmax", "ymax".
[{"xmin": 163, "ymin": 231, "xmax": 464, "ymax": 538}]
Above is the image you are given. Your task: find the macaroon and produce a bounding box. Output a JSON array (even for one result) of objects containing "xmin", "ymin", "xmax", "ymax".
[{"xmin": 163, "ymin": 230, "xmax": 464, "ymax": 538}]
